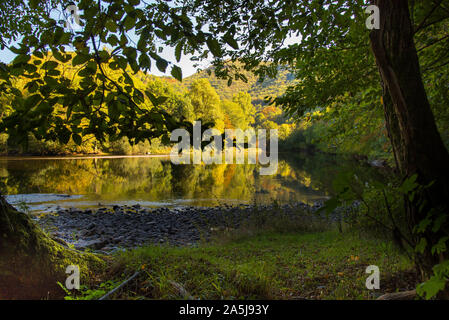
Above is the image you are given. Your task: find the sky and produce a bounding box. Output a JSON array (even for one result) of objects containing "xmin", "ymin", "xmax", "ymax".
[
  {"xmin": 0, "ymin": 2, "xmax": 300, "ymax": 79},
  {"xmin": 0, "ymin": 1, "xmax": 211, "ymax": 79},
  {"xmin": 0, "ymin": 40, "xmax": 209, "ymax": 78}
]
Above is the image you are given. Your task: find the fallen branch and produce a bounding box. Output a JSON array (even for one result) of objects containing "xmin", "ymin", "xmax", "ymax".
[
  {"xmin": 99, "ymin": 271, "xmax": 141, "ymax": 300},
  {"xmin": 376, "ymin": 290, "xmax": 416, "ymax": 300}
]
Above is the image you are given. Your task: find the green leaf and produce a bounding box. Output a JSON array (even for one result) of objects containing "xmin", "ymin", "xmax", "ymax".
[
  {"xmin": 175, "ymin": 41, "xmax": 183, "ymax": 62},
  {"xmin": 416, "ymin": 214, "xmax": 432, "ymax": 234},
  {"xmin": 12, "ymin": 54, "xmax": 31, "ymax": 65},
  {"xmin": 399, "ymin": 174, "xmax": 419, "ymax": 194},
  {"xmin": 138, "ymin": 53, "xmax": 151, "ymax": 70},
  {"xmin": 318, "ymin": 197, "xmax": 340, "ymax": 215},
  {"xmin": 145, "ymin": 91, "xmax": 167, "ymax": 106},
  {"xmin": 124, "ymin": 16, "xmax": 136, "ymax": 31},
  {"xmin": 30, "ymin": 0, "xmax": 40, "ymax": 9},
  {"xmin": 72, "ymin": 133, "xmax": 82, "ymax": 146},
  {"xmin": 206, "ymin": 38, "xmax": 222, "ymax": 57},
  {"xmin": 107, "ymin": 35, "xmax": 119, "ymax": 47},
  {"xmin": 432, "ymin": 215, "xmax": 447, "ymax": 233},
  {"xmin": 156, "ymin": 58, "xmax": 168, "ymax": 73},
  {"xmin": 415, "ymin": 237, "xmax": 427, "ymax": 254},
  {"xmin": 42, "ymin": 61, "xmax": 58, "ymax": 70},
  {"xmin": 105, "ymin": 20, "xmax": 117, "ymax": 33},
  {"xmin": 58, "ymin": 127, "xmax": 71, "ymax": 145},
  {"xmin": 33, "ymin": 51, "xmax": 44, "ymax": 59},
  {"xmin": 10, "ymin": 46, "xmax": 28, "ymax": 55},
  {"xmin": 171, "ymin": 65, "xmax": 182, "ymax": 81},
  {"xmin": 72, "ymin": 53, "xmax": 90, "ymax": 66},
  {"xmin": 432, "ymin": 237, "xmax": 449, "ymax": 255},
  {"xmin": 223, "ymin": 33, "xmax": 239, "ymax": 49},
  {"xmin": 417, "ymin": 276, "xmax": 447, "ymax": 300},
  {"xmin": 47, "ymin": 69, "xmax": 61, "ymax": 76}
]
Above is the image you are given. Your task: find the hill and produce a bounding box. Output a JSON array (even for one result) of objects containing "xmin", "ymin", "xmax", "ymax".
[{"xmin": 181, "ymin": 65, "xmax": 295, "ymax": 107}]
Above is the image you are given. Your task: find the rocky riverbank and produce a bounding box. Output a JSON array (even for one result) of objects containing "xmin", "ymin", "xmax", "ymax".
[{"xmin": 36, "ymin": 202, "xmax": 333, "ymax": 254}]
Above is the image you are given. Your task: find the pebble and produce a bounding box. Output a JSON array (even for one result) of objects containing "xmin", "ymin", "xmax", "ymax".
[{"xmin": 37, "ymin": 202, "xmax": 343, "ymax": 254}]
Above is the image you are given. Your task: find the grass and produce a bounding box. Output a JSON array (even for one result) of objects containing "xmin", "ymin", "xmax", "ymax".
[{"xmin": 89, "ymin": 229, "xmax": 416, "ymax": 300}]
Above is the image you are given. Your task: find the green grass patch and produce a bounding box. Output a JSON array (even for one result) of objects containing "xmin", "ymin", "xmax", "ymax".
[{"xmin": 96, "ymin": 230, "xmax": 416, "ymax": 300}]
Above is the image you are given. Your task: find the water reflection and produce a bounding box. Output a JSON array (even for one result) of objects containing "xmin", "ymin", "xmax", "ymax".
[{"xmin": 0, "ymin": 153, "xmax": 385, "ymax": 213}]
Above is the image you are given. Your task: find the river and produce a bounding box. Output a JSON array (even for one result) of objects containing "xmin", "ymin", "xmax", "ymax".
[{"xmin": 0, "ymin": 152, "xmax": 385, "ymax": 214}]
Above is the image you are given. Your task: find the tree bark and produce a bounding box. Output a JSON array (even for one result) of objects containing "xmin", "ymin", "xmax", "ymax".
[
  {"xmin": 369, "ymin": 0, "xmax": 449, "ymax": 278},
  {"xmin": 0, "ymin": 195, "xmax": 104, "ymax": 299}
]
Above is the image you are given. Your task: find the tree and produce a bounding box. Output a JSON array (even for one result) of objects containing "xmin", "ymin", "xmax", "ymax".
[
  {"xmin": 0, "ymin": 0, "xmax": 224, "ymax": 298},
  {"xmin": 1, "ymin": 0, "xmax": 449, "ymax": 298},
  {"xmin": 187, "ymin": 78, "xmax": 225, "ymax": 131},
  {"xmin": 181, "ymin": 0, "xmax": 449, "ymax": 291},
  {"xmin": 368, "ymin": 1, "xmax": 449, "ymax": 282},
  {"xmin": 232, "ymin": 91, "xmax": 255, "ymax": 128},
  {"xmin": 221, "ymin": 99, "xmax": 246, "ymax": 129}
]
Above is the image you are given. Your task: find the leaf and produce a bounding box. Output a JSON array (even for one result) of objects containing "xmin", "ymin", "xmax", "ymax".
[
  {"xmin": 432, "ymin": 237, "xmax": 449, "ymax": 255},
  {"xmin": 432, "ymin": 215, "xmax": 447, "ymax": 233},
  {"xmin": 416, "ymin": 214, "xmax": 432, "ymax": 234},
  {"xmin": 399, "ymin": 174, "xmax": 419, "ymax": 194},
  {"xmin": 72, "ymin": 53, "xmax": 90, "ymax": 66},
  {"xmin": 415, "ymin": 237, "xmax": 427, "ymax": 254},
  {"xmin": 105, "ymin": 19, "xmax": 117, "ymax": 33},
  {"xmin": 42, "ymin": 60, "xmax": 58, "ymax": 70},
  {"xmin": 72, "ymin": 133, "xmax": 82, "ymax": 146},
  {"xmin": 30, "ymin": 0, "xmax": 40, "ymax": 9},
  {"xmin": 107, "ymin": 35, "xmax": 119, "ymax": 47},
  {"xmin": 156, "ymin": 58, "xmax": 168, "ymax": 73},
  {"xmin": 12, "ymin": 54, "xmax": 30, "ymax": 65},
  {"xmin": 171, "ymin": 65, "xmax": 182, "ymax": 82},
  {"xmin": 156, "ymin": 96, "xmax": 168, "ymax": 105},
  {"xmin": 223, "ymin": 33, "xmax": 239, "ymax": 49},
  {"xmin": 58, "ymin": 127, "xmax": 71, "ymax": 145},
  {"xmin": 124, "ymin": 15, "xmax": 136, "ymax": 31},
  {"xmin": 47, "ymin": 69, "xmax": 61, "ymax": 76},
  {"xmin": 145, "ymin": 90, "xmax": 168, "ymax": 106},
  {"xmin": 317, "ymin": 196, "xmax": 340, "ymax": 215},
  {"xmin": 417, "ymin": 276, "xmax": 447, "ymax": 300},
  {"xmin": 175, "ymin": 41, "xmax": 183, "ymax": 62},
  {"xmin": 206, "ymin": 38, "xmax": 222, "ymax": 57},
  {"xmin": 138, "ymin": 53, "xmax": 151, "ymax": 70}
]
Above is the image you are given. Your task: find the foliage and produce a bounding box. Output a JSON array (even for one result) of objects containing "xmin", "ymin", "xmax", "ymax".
[
  {"xmin": 58, "ymin": 280, "xmax": 119, "ymax": 300},
  {"xmin": 100, "ymin": 230, "xmax": 413, "ymax": 300},
  {"xmin": 320, "ymin": 171, "xmax": 449, "ymax": 299},
  {"xmin": 183, "ymin": 64, "xmax": 294, "ymax": 106}
]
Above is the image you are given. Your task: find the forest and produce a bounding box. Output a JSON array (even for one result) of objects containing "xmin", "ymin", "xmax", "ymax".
[
  {"xmin": 0, "ymin": 58, "xmax": 297, "ymax": 155},
  {"xmin": 0, "ymin": 0, "xmax": 449, "ymax": 304}
]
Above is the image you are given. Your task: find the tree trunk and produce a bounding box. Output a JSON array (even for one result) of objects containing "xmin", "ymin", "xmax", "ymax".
[
  {"xmin": 0, "ymin": 195, "xmax": 104, "ymax": 299},
  {"xmin": 369, "ymin": 0, "xmax": 449, "ymax": 278}
]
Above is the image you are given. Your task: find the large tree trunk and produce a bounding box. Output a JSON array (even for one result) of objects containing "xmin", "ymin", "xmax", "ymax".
[
  {"xmin": 0, "ymin": 195, "xmax": 105, "ymax": 299},
  {"xmin": 369, "ymin": 0, "xmax": 449, "ymax": 279}
]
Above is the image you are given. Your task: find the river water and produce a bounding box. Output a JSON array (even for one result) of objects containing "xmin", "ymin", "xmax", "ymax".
[{"xmin": 0, "ymin": 152, "xmax": 385, "ymax": 214}]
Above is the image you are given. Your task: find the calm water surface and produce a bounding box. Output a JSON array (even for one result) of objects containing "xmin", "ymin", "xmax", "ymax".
[{"xmin": 0, "ymin": 153, "xmax": 384, "ymax": 214}]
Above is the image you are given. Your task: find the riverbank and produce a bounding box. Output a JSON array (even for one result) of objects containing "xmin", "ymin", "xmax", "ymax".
[
  {"xmin": 37, "ymin": 202, "xmax": 333, "ymax": 253},
  {"xmin": 64, "ymin": 230, "xmax": 416, "ymax": 300},
  {"xmin": 0, "ymin": 154, "xmax": 171, "ymax": 160},
  {"xmin": 36, "ymin": 202, "xmax": 418, "ymax": 300}
]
